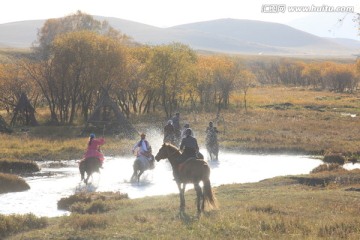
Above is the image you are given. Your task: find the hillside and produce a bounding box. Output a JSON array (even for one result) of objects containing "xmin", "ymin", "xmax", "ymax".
[{"xmin": 0, "ymin": 16, "xmax": 358, "ymax": 56}]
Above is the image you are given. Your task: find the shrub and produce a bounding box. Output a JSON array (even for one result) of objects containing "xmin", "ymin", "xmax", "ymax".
[
  {"xmin": 311, "ymin": 163, "xmax": 343, "ymax": 174},
  {"xmin": 0, "ymin": 173, "xmax": 30, "ymax": 193},
  {"xmin": 58, "ymin": 192, "xmax": 128, "ymax": 212},
  {"xmin": 0, "ymin": 213, "xmax": 48, "ymax": 238},
  {"xmin": 0, "ymin": 159, "xmax": 40, "ymax": 174},
  {"xmin": 323, "ymin": 154, "xmax": 345, "ymax": 165}
]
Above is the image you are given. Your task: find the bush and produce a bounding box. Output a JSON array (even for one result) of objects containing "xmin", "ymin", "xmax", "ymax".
[
  {"xmin": 0, "ymin": 173, "xmax": 30, "ymax": 193},
  {"xmin": 0, "ymin": 159, "xmax": 40, "ymax": 174},
  {"xmin": 0, "ymin": 213, "xmax": 48, "ymax": 238},
  {"xmin": 323, "ymin": 154, "xmax": 345, "ymax": 165},
  {"xmin": 58, "ymin": 192, "xmax": 129, "ymax": 212},
  {"xmin": 311, "ymin": 163, "xmax": 343, "ymax": 174}
]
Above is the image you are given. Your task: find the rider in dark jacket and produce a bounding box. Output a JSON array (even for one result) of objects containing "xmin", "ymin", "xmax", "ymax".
[{"xmin": 179, "ymin": 128, "xmax": 199, "ymax": 163}]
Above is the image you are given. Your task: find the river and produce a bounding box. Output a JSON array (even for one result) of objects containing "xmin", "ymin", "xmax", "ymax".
[{"xmin": 0, "ymin": 150, "xmax": 329, "ymax": 217}]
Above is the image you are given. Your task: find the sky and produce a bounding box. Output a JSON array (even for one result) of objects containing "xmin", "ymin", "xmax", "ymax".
[
  {"xmin": 0, "ymin": 0, "xmax": 358, "ymax": 27},
  {"xmin": 0, "ymin": 0, "xmax": 359, "ymax": 39}
]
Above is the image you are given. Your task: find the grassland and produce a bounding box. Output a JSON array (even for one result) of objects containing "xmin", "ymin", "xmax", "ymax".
[
  {"xmin": 5, "ymin": 170, "xmax": 360, "ymax": 240},
  {"xmin": 1, "ymin": 86, "xmax": 360, "ymax": 239},
  {"xmin": 0, "ymin": 86, "xmax": 359, "ymax": 161}
]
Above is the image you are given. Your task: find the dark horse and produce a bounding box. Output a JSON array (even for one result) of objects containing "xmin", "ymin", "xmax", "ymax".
[
  {"xmin": 155, "ymin": 143, "xmax": 217, "ymax": 214},
  {"xmin": 206, "ymin": 131, "xmax": 219, "ymax": 161},
  {"xmin": 79, "ymin": 157, "xmax": 101, "ymax": 185},
  {"xmin": 131, "ymin": 156, "xmax": 155, "ymax": 183}
]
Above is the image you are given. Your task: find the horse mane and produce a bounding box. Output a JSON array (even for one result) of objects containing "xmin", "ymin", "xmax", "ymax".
[{"xmin": 163, "ymin": 143, "xmax": 181, "ymax": 154}]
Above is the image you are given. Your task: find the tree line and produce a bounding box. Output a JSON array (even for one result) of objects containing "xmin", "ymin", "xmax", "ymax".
[{"xmin": 0, "ymin": 11, "xmax": 359, "ymax": 125}]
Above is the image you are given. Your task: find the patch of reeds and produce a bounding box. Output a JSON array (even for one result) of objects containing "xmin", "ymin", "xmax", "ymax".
[
  {"xmin": 58, "ymin": 191, "xmax": 129, "ymax": 212},
  {"xmin": 0, "ymin": 173, "xmax": 30, "ymax": 193},
  {"xmin": 0, "ymin": 213, "xmax": 48, "ymax": 239},
  {"xmin": 0, "ymin": 159, "xmax": 40, "ymax": 174}
]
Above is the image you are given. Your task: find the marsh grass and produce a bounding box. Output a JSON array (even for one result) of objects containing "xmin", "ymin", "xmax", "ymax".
[
  {"xmin": 0, "ymin": 87, "xmax": 359, "ymax": 161},
  {"xmin": 0, "ymin": 213, "xmax": 47, "ymax": 239},
  {"xmin": 0, "ymin": 159, "xmax": 40, "ymax": 174},
  {"xmin": 0, "ymin": 173, "xmax": 29, "ymax": 193}
]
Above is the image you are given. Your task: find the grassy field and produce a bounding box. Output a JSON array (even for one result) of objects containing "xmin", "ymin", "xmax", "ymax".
[
  {"xmin": 1, "ymin": 86, "xmax": 360, "ymax": 239},
  {"xmin": 0, "ymin": 86, "xmax": 359, "ymax": 162},
  {"xmin": 4, "ymin": 170, "xmax": 360, "ymax": 239}
]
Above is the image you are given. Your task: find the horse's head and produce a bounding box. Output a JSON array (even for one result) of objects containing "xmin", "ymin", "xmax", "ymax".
[{"xmin": 155, "ymin": 143, "xmax": 179, "ymax": 162}]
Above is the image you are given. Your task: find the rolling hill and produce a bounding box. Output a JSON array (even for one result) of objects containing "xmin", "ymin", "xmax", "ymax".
[{"xmin": 0, "ymin": 16, "xmax": 358, "ymax": 56}]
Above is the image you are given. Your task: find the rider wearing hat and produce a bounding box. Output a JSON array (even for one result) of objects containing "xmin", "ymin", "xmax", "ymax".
[{"xmin": 179, "ymin": 128, "xmax": 199, "ymax": 163}]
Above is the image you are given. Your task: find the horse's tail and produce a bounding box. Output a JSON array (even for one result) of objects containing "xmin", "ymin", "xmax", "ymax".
[{"xmin": 203, "ymin": 179, "xmax": 217, "ymax": 209}]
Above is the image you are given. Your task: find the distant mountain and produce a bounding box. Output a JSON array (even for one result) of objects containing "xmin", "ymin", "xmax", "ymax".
[
  {"xmin": 0, "ymin": 20, "xmax": 45, "ymax": 48},
  {"xmin": 0, "ymin": 16, "xmax": 359, "ymax": 56}
]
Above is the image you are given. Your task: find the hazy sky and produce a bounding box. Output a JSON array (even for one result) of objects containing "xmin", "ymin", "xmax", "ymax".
[{"xmin": 0, "ymin": 0, "xmax": 358, "ymax": 27}]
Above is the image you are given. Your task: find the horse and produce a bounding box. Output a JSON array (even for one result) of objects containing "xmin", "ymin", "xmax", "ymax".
[
  {"xmin": 155, "ymin": 143, "xmax": 217, "ymax": 214},
  {"xmin": 79, "ymin": 157, "xmax": 101, "ymax": 185},
  {"xmin": 131, "ymin": 156, "xmax": 155, "ymax": 183},
  {"xmin": 206, "ymin": 131, "xmax": 219, "ymax": 161}
]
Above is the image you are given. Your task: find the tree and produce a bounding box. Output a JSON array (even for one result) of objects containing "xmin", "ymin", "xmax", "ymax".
[
  {"xmin": 0, "ymin": 63, "xmax": 39, "ymax": 113},
  {"xmin": 24, "ymin": 31, "xmax": 127, "ymax": 124},
  {"xmin": 146, "ymin": 43, "xmax": 196, "ymax": 117},
  {"xmin": 33, "ymin": 11, "xmax": 131, "ymax": 60},
  {"xmin": 235, "ymin": 69, "xmax": 257, "ymax": 112}
]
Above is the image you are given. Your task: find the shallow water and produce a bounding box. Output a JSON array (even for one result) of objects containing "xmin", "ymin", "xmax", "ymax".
[{"xmin": 0, "ymin": 150, "xmax": 331, "ymax": 217}]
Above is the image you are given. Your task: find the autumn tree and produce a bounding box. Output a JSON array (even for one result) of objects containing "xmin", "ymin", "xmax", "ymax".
[
  {"xmin": 321, "ymin": 63, "xmax": 358, "ymax": 93},
  {"xmin": 23, "ymin": 31, "xmax": 127, "ymax": 124},
  {"xmin": 0, "ymin": 63, "xmax": 39, "ymax": 113},
  {"xmin": 146, "ymin": 43, "xmax": 196, "ymax": 117},
  {"xmin": 234, "ymin": 69, "xmax": 257, "ymax": 112},
  {"xmin": 33, "ymin": 10, "xmax": 131, "ymax": 60}
]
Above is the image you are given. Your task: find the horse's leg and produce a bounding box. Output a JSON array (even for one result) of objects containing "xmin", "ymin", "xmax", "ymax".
[
  {"xmin": 84, "ymin": 172, "xmax": 90, "ymax": 185},
  {"xmin": 137, "ymin": 170, "xmax": 144, "ymax": 183},
  {"xmin": 194, "ymin": 183, "xmax": 203, "ymax": 214},
  {"xmin": 176, "ymin": 182, "xmax": 186, "ymax": 212},
  {"xmin": 180, "ymin": 183, "xmax": 186, "ymax": 212},
  {"xmin": 79, "ymin": 162, "xmax": 85, "ymax": 181}
]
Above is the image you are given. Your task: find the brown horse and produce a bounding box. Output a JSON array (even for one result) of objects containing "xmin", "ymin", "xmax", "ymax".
[
  {"xmin": 79, "ymin": 157, "xmax": 101, "ymax": 185},
  {"xmin": 155, "ymin": 143, "xmax": 217, "ymax": 214}
]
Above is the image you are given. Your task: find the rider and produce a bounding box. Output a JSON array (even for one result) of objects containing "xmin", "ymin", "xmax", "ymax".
[
  {"xmin": 171, "ymin": 112, "xmax": 181, "ymax": 144},
  {"xmin": 163, "ymin": 120, "xmax": 175, "ymax": 144},
  {"xmin": 132, "ymin": 133, "xmax": 155, "ymax": 168},
  {"xmin": 83, "ymin": 133, "xmax": 105, "ymax": 166},
  {"xmin": 206, "ymin": 121, "xmax": 219, "ymax": 136},
  {"xmin": 179, "ymin": 128, "xmax": 199, "ymax": 163},
  {"xmin": 181, "ymin": 123, "xmax": 191, "ymax": 139}
]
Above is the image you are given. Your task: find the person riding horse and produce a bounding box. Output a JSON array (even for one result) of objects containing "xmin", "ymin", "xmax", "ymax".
[
  {"xmin": 83, "ymin": 133, "xmax": 105, "ymax": 166},
  {"xmin": 171, "ymin": 112, "xmax": 181, "ymax": 145},
  {"xmin": 163, "ymin": 120, "xmax": 175, "ymax": 144},
  {"xmin": 179, "ymin": 128, "xmax": 199, "ymax": 163},
  {"xmin": 132, "ymin": 133, "xmax": 154, "ymax": 169},
  {"xmin": 79, "ymin": 133, "xmax": 105, "ymax": 184},
  {"xmin": 206, "ymin": 121, "xmax": 219, "ymax": 161}
]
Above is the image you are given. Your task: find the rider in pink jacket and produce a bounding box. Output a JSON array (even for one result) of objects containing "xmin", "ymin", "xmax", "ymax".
[{"xmin": 83, "ymin": 133, "xmax": 105, "ymax": 164}]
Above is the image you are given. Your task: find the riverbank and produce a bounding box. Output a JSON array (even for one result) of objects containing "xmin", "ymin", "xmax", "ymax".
[
  {"xmin": 4, "ymin": 168, "xmax": 360, "ymax": 239},
  {"xmin": 1, "ymin": 87, "xmax": 359, "ymax": 162}
]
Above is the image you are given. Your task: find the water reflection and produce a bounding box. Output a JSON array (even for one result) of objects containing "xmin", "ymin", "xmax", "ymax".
[{"xmin": 0, "ymin": 151, "xmax": 325, "ymax": 217}]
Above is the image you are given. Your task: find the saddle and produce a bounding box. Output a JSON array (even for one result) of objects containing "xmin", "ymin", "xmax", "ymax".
[{"xmin": 178, "ymin": 157, "xmax": 204, "ymax": 172}]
